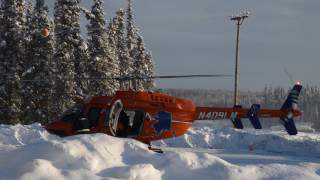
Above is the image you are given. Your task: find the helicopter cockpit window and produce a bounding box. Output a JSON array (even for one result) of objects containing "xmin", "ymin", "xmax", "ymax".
[
  {"xmin": 87, "ymin": 108, "xmax": 102, "ymax": 127},
  {"xmin": 108, "ymin": 100, "xmax": 123, "ymax": 136},
  {"xmin": 60, "ymin": 105, "xmax": 84, "ymax": 123},
  {"xmin": 104, "ymin": 109, "xmax": 110, "ymax": 126}
]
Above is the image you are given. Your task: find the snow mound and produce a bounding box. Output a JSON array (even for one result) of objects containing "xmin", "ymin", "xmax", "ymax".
[
  {"xmin": 154, "ymin": 123, "xmax": 320, "ymax": 156},
  {"xmin": 0, "ymin": 124, "xmax": 320, "ymax": 180},
  {"xmin": 0, "ymin": 124, "xmax": 156, "ymax": 179}
]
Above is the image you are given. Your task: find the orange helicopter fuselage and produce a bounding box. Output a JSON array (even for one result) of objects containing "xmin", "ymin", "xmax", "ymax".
[{"xmin": 45, "ymin": 90, "xmax": 302, "ymax": 144}]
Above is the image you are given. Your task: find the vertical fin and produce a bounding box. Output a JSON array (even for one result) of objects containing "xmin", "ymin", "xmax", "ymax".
[
  {"xmin": 281, "ymin": 84, "xmax": 302, "ymax": 110},
  {"xmin": 280, "ymin": 116, "xmax": 298, "ymax": 135},
  {"xmin": 247, "ymin": 104, "xmax": 262, "ymax": 129},
  {"xmin": 231, "ymin": 106, "xmax": 243, "ymax": 129},
  {"xmin": 280, "ymin": 83, "xmax": 302, "ymax": 135}
]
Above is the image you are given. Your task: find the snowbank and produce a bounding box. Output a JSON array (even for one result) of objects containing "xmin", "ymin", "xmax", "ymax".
[
  {"xmin": 153, "ymin": 123, "xmax": 320, "ymax": 157},
  {"xmin": 0, "ymin": 123, "xmax": 320, "ymax": 180}
]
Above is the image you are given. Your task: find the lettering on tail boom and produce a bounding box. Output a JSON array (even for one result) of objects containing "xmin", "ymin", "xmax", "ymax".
[{"xmin": 198, "ymin": 112, "xmax": 237, "ymax": 120}]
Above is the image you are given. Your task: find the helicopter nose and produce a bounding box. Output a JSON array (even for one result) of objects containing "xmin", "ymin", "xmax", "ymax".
[
  {"xmin": 45, "ymin": 128, "xmax": 67, "ymax": 137},
  {"xmin": 45, "ymin": 122, "xmax": 70, "ymax": 137}
]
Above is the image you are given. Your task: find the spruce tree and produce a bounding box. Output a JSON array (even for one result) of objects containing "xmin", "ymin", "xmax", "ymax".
[
  {"xmin": 0, "ymin": 2, "xmax": 5, "ymax": 123},
  {"xmin": 0, "ymin": 0, "xmax": 25, "ymax": 124},
  {"xmin": 125, "ymin": 0, "xmax": 155, "ymax": 90},
  {"xmin": 133, "ymin": 36, "xmax": 155, "ymax": 90},
  {"xmin": 132, "ymin": 36, "xmax": 145, "ymax": 91},
  {"xmin": 107, "ymin": 19, "xmax": 120, "ymax": 91},
  {"xmin": 53, "ymin": 0, "xmax": 78, "ymax": 114},
  {"xmin": 0, "ymin": 1, "xmax": 4, "ymax": 45},
  {"xmin": 73, "ymin": 38, "xmax": 89, "ymax": 98},
  {"xmin": 21, "ymin": 0, "xmax": 55, "ymax": 124},
  {"xmin": 69, "ymin": 1, "xmax": 89, "ymax": 97},
  {"xmin": 114, "ymin": 9, "xmax": 132, "ymax": 90},
  {"xmin": 19, "ymin": 0, "xmax": 31, "ymax": 123},
  {"xmin": 126, "ymin": 0, "xmax": 138, "ymax": 90},
  {"xmin": 143, "ymin": 51, "xmax": 155, "ymax": 90},
  {"xmin": 24, "ymin": 0, "xmax": 33, "ymax": 43},
  {"xmin": 126, "ymin": 0, "xmax": 137, "ymax": 60},
  {"xmin": 86, "ymin": 0, "xmax": 118, "ymax": 96}
]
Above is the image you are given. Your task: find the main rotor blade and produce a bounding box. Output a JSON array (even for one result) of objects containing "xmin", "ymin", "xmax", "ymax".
[
  {"xmin": 151, "ymin": 74, "xmax": 232, "ymax": 79},
  {"xmin": 1, "ymin": 74, "xmax": 232, "ymax": 82},
  {"xmin": 117, "ymin": 74, "xmax": 232, "ymax": 80}
]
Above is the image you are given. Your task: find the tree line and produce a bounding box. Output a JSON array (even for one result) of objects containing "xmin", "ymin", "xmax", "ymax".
[
  {"xmin": 0, "ymin": 0, "xmax": 155, "ymax": 125},
  {"xmin": 164, "ymin": 85, "xmax": 320, "ymax": 129}
]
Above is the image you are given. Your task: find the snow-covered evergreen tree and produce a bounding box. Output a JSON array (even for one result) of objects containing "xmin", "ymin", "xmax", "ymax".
[
  {"xmin": 143, "ymin": 51, "xmax": 155, "ymax": 90},
  {"xmin": 125, "ymin": 0, "xmax": 155, "ymax": 90},
  {"xmin": 66, "ymin": 1, "xmax": 89, "ymax": 97},
  {"xmin": 133, "ymin": 36, "xmax": 155, "ymax": 90},
  {"xmin": 114, "ymin": 9, "xmax": 132, "ymax": 90},
  {"xmin": 0, "ymin": 1, "xmax": 4, "ymax": 44},
  {"xmin": 20, "ymin": 0, "xmax": 32, "ymax": 123},
  {"xmin": 85, "ymin": 0, "xmax": 118, "ymax": 96},
  {"xmin": 21, "ymin": 0, "xmax": 55, "ymax": 124},
  {"xmin": 126, "ymin": 0, "xmax": 137, "ymax": 59},
  {"xmin": 74, "ymin": 39, "xmax": 90, "ymax": 97},
  {"xmin": 0, "ymin": 0, "xmax": 26, "ymax": 124},
  {"xmin": 52, "ymin": 0, "xmax": 79, "ymax": 114},
  {"xmin": 107, "ymin": 18, "xmax": 120, "ymax": 90},
  {"xmin": 126, "ymin": 0, "xmax": 139, "ymax": 90},
  {"xmin": 132, "ymin": 36, "xmax": 145, "ymax": 91},
  {"xmin": 24, "ymin": 0, "xmax": 33, "ymax": 43},
  {"xmin": 16, "ymin": 0, "xmax": 26, "ymax": 29}
]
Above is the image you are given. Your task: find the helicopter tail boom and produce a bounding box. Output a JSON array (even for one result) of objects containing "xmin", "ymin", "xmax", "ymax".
[{"xmin": 195, "ymin": 83, "xmax": 303, "ymax": 135}]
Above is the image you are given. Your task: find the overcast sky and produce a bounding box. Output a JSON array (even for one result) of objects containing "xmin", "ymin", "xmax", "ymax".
[{"xmin": 48, "ymin": 0, "xmax": 320, "ymax": 90}]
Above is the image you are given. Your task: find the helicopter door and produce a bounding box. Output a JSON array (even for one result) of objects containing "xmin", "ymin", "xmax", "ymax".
[{"xmin": 109, "ymin": 100, "xmax": 123, "ymax": 136}]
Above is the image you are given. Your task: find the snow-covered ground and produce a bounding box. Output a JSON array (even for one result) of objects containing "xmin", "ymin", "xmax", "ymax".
[{"xmin": 1, "ymin": 123, "xmax": 320, "ymax": 180}]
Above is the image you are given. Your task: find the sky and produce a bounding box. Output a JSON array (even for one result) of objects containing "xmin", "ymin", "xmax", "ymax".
[{"xmin": 48, "ymin": 0, "xmax": 320, "ymax": 91}]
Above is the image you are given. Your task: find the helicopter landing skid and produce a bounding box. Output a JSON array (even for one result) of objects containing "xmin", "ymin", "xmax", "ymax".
[{"xmin": 148, "ymin": 145, "xmax": 164, "ymax": 153}]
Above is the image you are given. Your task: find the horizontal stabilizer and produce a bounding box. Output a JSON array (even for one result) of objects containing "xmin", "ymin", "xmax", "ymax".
[{"xmin": 247, "ymin": 104, "xmax": 262, "ymax": 129}]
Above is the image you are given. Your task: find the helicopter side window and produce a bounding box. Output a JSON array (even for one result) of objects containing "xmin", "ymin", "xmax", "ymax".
[
  {"xmin": 116, "ymin": 110, "xmax": 130, "ymax": 137},
  {"xmin": 87, "ymin": 108, "xmax": 102, "ymax": 127},
  {"xmin": 132, "ymin": 110, "xmax": 145, "ymax": 135},
  {"xmin": 116, "ymin": 109, "xmax": 145, "ymax": 137},
  {"xmin": 60, "ymin": 106, "xmax": 84, "ymax": 123},
  {"xmin": 108, "ymin": 100, "xmax": 145, "ymax": 137}
]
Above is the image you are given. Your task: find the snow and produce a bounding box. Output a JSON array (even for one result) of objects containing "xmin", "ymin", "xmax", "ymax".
[
  {"xmin": 21, "ymin": 67, "xmax": 35, "ymax": 77},
  {"xmin": 0, "ymin": 40, "xmax": 6, "ymax": 47},
  {"xmin": 1, "ymin": 123, "xmax": 320, "ymax": 180}
]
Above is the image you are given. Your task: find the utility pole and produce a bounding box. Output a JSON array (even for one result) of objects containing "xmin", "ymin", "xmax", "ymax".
[{"xmin": 230, "ymin": 11, "xmax": 249, "ymax": 106}]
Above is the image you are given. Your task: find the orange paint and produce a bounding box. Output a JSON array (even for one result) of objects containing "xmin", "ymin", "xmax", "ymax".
[{"xmin": 45, "ymin": 88, "xmax": 302, "ymax": 144}]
